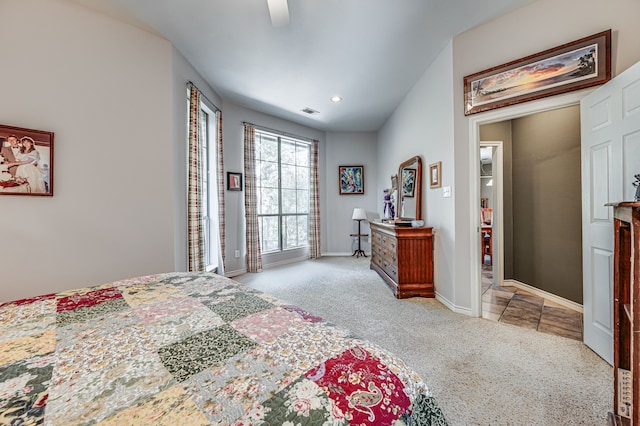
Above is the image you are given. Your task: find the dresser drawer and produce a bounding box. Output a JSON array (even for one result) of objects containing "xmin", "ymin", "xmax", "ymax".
[{"xmin": 380, "ymin": 234, "xmax": 397, "ymax": 252}]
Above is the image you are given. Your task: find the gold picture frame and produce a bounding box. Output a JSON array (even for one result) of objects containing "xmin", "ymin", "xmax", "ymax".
[{"xmin": 429, "ymin": 162, "xmax": 441, "ymax": 189}]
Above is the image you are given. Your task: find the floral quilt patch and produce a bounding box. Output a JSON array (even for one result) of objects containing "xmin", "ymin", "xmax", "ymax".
[
  {"xmin": 305, "ymin": 346, "xmax": 410, "ymax": 425},
  {"xmin": 158, "ymin": 325, "xmax": 257, "ymax": 382},
  {"xmin": 0, "ymin": 353, "xmax": 55, "ymax": 426}
]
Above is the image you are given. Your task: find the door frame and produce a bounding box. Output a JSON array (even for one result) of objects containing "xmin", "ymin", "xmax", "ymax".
[
  {"xmin": 468, "ymin": 89, "xmax": 593, "ymax": 318},
  {"xmin": 479, "ymin": 141, "xmax": 504, "ymax": 290}
]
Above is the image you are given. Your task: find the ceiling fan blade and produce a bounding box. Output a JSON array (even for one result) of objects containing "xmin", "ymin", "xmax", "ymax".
[{"xmin": 267, "ymin": 0, "xmax": 290, "ymax": 27}]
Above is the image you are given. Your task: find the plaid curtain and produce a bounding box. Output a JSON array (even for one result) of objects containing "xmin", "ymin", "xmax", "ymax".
[
  {"xmin": 187, "ymin": 86, "xmax": 205, "ymax": 272},
  {"xmin": 309, "ymin": 140, "xmax": 321, "ymax": 259},
  {"xmin": 216, "ymin": 111, "xmax": 226, "ymax": 273},
  {"xmin": 244, "ymin": 124, "xmax": 263, "ymax": 272}
]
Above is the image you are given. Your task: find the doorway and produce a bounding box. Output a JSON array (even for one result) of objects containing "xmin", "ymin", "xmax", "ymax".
[
  {"xmin": 476, "ymin": 110, "xmax": 584, "ymax": 340},
  {"xmin": 469, "ymin": 91, "xmax": 588, "ymax": 320}
]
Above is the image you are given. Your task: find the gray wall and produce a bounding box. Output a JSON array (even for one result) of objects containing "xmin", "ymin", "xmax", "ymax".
[{"xmin": 511, "ymin": 106, "xmax": 582, "ymax": 303}]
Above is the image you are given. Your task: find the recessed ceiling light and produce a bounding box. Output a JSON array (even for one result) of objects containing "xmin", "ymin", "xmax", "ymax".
[{"xmin": 330, "ymin": 96, "xmax": 343, "ymax": 103}]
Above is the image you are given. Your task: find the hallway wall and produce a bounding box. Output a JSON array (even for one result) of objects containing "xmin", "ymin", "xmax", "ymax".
[{"xmin": 511, "ymin": 105, "xmax": 582, "ymax": 303}]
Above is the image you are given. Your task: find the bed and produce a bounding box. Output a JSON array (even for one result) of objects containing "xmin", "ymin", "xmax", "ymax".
[{"xmin": 0, "ymin": 272, "xmax": 447, "ymax": 425}]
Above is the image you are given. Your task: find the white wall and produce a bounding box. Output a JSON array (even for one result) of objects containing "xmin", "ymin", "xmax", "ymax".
[
  {"xmin": 377, "ymin": 42, "xmax": 456, "ymax": 304},
  {"xmin": 451, "ymin": 0, "xmax": 640, "ymax": 312},
  {"xmin": 324, "ymin": 132, "xmax": 378, "ymax": 255},
  {"xmin": 0, "ymin": 0, "xmax": 176, "ymax": 302}
]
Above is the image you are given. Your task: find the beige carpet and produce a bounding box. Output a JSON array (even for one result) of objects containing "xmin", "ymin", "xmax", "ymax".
[{"xmin": 234, "ymin": 256, "xmax": 612, "ymax": 425}]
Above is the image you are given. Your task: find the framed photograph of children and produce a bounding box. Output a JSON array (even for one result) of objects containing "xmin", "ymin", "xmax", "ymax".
[
  {"xmin": 0, "ymin": 124, "xmax": 53, "ymax": 196},
  {"xmin": 227, "ymin": 172, "xmax": 243, "ymax": 191},
  {"xmin": 339, "ymin": 165, "xmax": 364, "ymax": 195},
  {"xmin": 429, "ymin": 162, "xmax": 442, "ymax": 189}
]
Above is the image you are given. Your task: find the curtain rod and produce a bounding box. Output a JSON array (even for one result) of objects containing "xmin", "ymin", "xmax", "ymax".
[
  {"xmin": 187, "ymin": 81, "xmax": 221, "ymax": 112},
  {"xmin": 242, "ymin": 121, "xmax": 316, "ymax": 143}
]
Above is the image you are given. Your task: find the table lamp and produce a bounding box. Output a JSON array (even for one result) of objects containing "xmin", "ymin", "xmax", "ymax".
[{"xmin": 351, "ymin": 208, "xmax": 368, "ymax": 257}]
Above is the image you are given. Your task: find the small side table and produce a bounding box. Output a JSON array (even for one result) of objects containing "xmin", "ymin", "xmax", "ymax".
[{"xmin": 350, "ymin": 233, "xmax": 369, "ymax": 258}]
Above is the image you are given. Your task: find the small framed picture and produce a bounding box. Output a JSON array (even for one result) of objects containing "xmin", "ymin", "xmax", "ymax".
[
  {"xmin": 339, "ymin": 165, "xmax": 364, "ymax": 195},
  {"xmin": 0, "ymin": 124, "xmax": 54, "ymax": 196},
  {"xmin": 227, "ymin": 172, "xmax": 243, "ymax": 191},
  {"xmin": 402, "ymin": 168, "xmax": 416, "ymax": 197},
  {"xmin": 429, "ymin": 162, "xmax": 442, "ymax": 188}
]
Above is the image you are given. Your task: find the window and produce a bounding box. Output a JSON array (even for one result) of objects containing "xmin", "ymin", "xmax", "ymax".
[
  {"xmin": 255, "ymin": 131, "xmax": 310, "ymax": 253},
  {"xmin": 187, "ymin": 87, "xmax": 221, "ymax": 272},
  {"xmin": 200, "ymin": 105, "xmax": 220, "ymax": 270}
]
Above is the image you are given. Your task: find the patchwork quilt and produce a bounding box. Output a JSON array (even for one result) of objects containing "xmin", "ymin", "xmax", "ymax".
[{"xmin": 0, "ymin": 272, "xmax": 447, "ymax": 425}]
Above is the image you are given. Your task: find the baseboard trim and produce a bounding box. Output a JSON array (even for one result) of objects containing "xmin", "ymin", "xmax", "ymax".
[
  {"xmin": 226, "ymin": 255, "xmax": 311, "ymax": 277},
  {"xmin": 322, "ymin": 252, "xmax": 364, "ymax": 257},
  {"xmin": 263, "ymin": 256, "xmax": 310, "ymax": 270},
  {"xmin": 225, "ymin": 268, "xmax": 247, "ymax": 278},
  {"xmin": 436, "ymin": 292, "xmax": 473, "ymax": 316},
  {"xmin": 503, "ymin": 279, "xmax": 583, "ymax": 313}
]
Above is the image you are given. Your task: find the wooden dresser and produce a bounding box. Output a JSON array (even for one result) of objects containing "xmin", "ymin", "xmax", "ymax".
[
  {"xmin": 609, "ymin": 202, "xmax": 640, "ymax": 425},
  {"xmin": 369, "ymin": 221, "xmax": 434, "ymax": 298}
]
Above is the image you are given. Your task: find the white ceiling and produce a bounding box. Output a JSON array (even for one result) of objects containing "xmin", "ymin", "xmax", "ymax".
[{"xmin": 73, "ymin": 0, "xmax": 535, "ymax": 132}]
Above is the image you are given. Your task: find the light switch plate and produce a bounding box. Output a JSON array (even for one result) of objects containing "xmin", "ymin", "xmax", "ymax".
[{"xmin": 443, "ymin": 186, "xmax": 452, "ymax": 198}]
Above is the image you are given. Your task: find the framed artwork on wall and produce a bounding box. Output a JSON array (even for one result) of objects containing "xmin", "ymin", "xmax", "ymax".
[
  {"xmin": 429, "ymin": 162, "xmax": 442, "ymax": 188},
  {"xmin": 463, "ymin": 30, "xmax": 611, "ymax": 115},
  {"xmin": 339, "ymin": 165, "xmax": 364, "ymax": 195},
  {"xmin": 0, "ymin": 124, "xmax": 53, "ymax": 196},
  {"xmin": 227, "ymin": 172, "xmax": 243, "ymax": 191}
]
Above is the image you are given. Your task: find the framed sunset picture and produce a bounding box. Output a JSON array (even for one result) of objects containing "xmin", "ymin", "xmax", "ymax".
[{"xmin": 464, "ymin": 30, "xmax": 611, "ymax": 115}]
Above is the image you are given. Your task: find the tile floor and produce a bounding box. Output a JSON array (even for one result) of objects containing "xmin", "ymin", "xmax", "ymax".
[{"xmin": 481, "ymin": 265, "xmax": 583, "ymax": 341}]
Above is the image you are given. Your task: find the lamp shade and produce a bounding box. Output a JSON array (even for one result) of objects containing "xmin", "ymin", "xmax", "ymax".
[{"xmin": 352, "ymin": 208, "xmax": 367, "ymax": 220}]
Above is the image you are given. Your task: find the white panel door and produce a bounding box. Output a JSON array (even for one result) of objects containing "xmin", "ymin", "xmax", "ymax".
[{"xmin": 581, "ymin": 60, "xmax": 640, "ymax": 364}]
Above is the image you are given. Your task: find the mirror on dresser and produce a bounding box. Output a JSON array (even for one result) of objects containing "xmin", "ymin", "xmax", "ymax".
[{"xmin": 397, "ymin": 155, "xmax": 422, "ymax": 220}]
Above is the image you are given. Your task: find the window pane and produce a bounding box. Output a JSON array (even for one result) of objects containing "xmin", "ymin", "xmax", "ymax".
[
  {"xmin": 260, "ymin": 216, "xmax": 280, "ymax": 252},
  {"xmin": 297, "ymin": 189, "xmax": 309, "ymax": 213},
  {"xmin": 281, "ymin": 140, "xmax": 296, "ymax": 165},
  {"xmin": 284, "ymin": 215, "xmax": 297, "ymax": 249},
  {"xmin": 259, "ymin": 160, "xmax": 279, "ymax": 188},
  {"xmin": 259, "ymin": 188, "xmax": 279, "ymax": 214},
  {"xmin": 296, "ymin": 144, "xmax": 310, "ymax": 167},
  {"xmin": 297, "ymin": 215, "xmax": 308, "ymax": 245},
  {"xmin": 259, "ymin": 135, "xmax": 279, "ymax": 162},
  {"xmin": 296, "ymin": 166, "xmax": 309, "ymax": 189},
  {"xmin": 281, "ymin": 164, "xmax": 296, "ymax": 189},
  {"xmin": 281, "ymin": 189, "xmax": 297, "ymax": 214}
]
